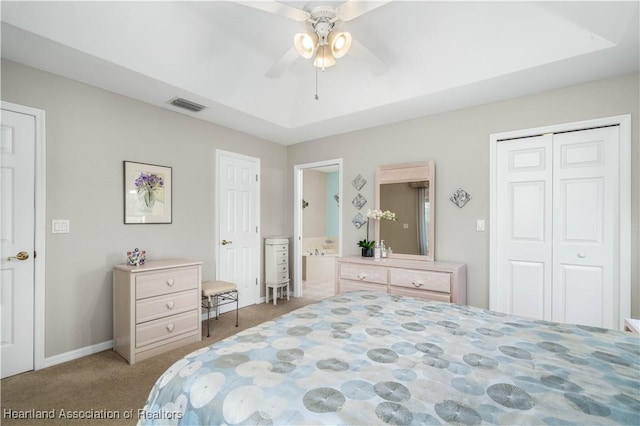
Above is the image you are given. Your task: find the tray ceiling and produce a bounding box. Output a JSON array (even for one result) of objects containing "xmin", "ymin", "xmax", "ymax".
[{"xmin": 1, "ymin": 1, "xmax": 638, "ymax": 145}]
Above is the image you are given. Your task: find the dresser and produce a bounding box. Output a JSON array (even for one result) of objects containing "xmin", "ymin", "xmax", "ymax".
[
  {"xmin": 265, "ymin": 237, "xmax": 290, "ymax": 305},
  {"xmin": 336, "ymin": 256, "xmax": 466, "ymax": 304},
  {"xmin": 113, "ymin": 259, "xmax": 202, "ymax": 364}
]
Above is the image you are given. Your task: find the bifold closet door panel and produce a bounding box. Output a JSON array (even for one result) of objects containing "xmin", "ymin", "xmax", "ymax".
[
  {"xmin": 551, "ymin": 126, "xmax": 619, "ymax": 329},
  {"xmin": 494, "ymin": 134, "xmax": 553, "ymax": 321}
]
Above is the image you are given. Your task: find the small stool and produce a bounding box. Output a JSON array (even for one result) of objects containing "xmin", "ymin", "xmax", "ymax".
[{"xmin": 201, "ymin": 280, "xmax": 238, "ymax": 338}]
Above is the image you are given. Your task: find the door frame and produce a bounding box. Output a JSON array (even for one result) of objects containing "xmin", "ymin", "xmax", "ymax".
[
  {"xmin": 215, "ymin": 149, "xmax": 260, "ymax": 305},
  {"xmin": 489, "ymin": 114, "xmax": 631, "ymax": 329},
  {"xmin": 1, "ymin": 101, "xmax": 46, "ymax": 371},
  {"xmin": 293, "ymin": 159, "xmax": 343, "ymax": 297}
]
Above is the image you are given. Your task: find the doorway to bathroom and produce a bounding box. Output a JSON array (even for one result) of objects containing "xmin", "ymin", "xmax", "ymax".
[{"xmin": 293, "ymin": 159, "xmax": 342, "ymax": 301}]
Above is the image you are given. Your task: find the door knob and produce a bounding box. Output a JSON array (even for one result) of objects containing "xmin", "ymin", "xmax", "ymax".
[
  {"xmin": 6, "ymin": 251, "xmax": 29, "ymax": 261},
  {"xmin": 221, "ymin": 240, "xmax": 233, "ymax": 245}
]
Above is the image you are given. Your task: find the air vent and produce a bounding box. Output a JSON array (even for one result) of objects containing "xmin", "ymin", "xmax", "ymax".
[{"xmin": 168, "ymin": 97, "xmax": 206, "ymax": 112}]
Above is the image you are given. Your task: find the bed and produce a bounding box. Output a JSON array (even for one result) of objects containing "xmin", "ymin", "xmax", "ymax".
[{"xmin": 139, "ymin": 291, "xmax": 639, "ymax": 425}]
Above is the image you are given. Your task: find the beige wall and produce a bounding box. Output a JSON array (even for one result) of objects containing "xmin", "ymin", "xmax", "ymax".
[
  {"xmin": 1, "ymin": 60, "xmax": 289, "ymax": 357},
  {"xmin": 3, "ymin": 58, "xmax": 638, "ymax": 359},
  {"xmin": 288, "ymin": 72, "xmax": 640, "ymax": 317},
  {"xmin": 302, "ymin": 170, "xmax": 327, "ymax": 238}
]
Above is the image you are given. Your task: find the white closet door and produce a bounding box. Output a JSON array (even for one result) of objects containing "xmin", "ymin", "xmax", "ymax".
[
  {"xmin": 495, "ymin": 135, "xmax": 553, "ymax": 320},
  {"xmin": 494, "ymin": 126, "xmax": 621, "ymax": 329},
  {"xmin": 552, "ymin": 127, "xmax": 619, "ymax": 328}
]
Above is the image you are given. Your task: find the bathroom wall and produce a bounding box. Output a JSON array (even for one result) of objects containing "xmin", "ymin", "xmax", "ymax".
[{"xmin": 326, "ymin": 171, "xmax": 339, "ymax": 239}]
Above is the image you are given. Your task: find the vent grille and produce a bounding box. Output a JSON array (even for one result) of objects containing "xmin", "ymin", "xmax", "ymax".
[{"xmin": 169, "ymin": 97, "xmax": 206, "ymax": 112}]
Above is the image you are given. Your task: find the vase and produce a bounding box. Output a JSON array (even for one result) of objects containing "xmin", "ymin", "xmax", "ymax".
[
  {"xmin": 361, "ymin": 248, "xmax": 374, "ymax": 257},
  {"xmin": 143, "ymin": 189, "xmax": 156, "ymax": 208}
]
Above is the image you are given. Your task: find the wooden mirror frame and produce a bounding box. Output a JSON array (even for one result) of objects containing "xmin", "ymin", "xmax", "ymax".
[{"xmin": 375, "ymin": 161, "xmax": 435, "ymax": 261}]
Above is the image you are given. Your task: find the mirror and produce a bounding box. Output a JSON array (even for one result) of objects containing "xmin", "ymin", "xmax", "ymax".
[{"xmin": 375, "ymin": 161, "xmax": 435, "ymax": 261}]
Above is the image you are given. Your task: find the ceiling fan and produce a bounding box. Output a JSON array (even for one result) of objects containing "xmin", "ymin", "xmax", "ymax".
[{"xmin": 240, "ymin": 1, "xmax": 391, "ymax": 78}]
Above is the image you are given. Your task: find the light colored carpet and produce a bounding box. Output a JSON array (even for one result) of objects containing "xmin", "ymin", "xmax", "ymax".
[{"xmin": 1, "ymin": 297, "xmax": 318, "ymax": 425}]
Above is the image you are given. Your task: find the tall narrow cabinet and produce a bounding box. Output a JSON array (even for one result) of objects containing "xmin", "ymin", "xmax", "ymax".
[{"xmin": 265, "ymin": 237, "xmax": 290, "ymax": 305}]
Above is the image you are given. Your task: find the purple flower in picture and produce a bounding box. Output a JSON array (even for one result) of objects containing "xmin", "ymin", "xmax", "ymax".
[{"xmin": 135, "ymin": 172, "xmax": 164, "ymax": 207}]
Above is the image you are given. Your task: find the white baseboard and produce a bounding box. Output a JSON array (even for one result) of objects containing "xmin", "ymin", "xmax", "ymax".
[
  {"xmin": 43, "ymin": 340, "xmax": 114, "ymax": 369},
  {"xmin": 45, "ymin": 300, "xmax": 274, "ymax": 369}
]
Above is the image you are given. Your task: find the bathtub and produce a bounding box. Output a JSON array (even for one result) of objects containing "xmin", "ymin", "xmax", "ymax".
[
  {"xmin": 302, "ymin": 252, "xmax": 337, "ymax": 284},
  {"xmin": 302, "ymin": 237, "xmax": 338, "ymax": 284}
]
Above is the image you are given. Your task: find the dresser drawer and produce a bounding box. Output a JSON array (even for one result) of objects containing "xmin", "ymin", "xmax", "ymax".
[
  {"xmin": 273, "ymin": 245, "xmax": 288, "ymax": 252},
  {"xmin": 339, "ymin": 279, "xmax": 386, "ymax": 294},
  {"xmin": 136, "ymin": 267, "xmax": 199, "ymax": 299},
  {"xmin": 275, "ymin": 271, "xmax": 289, "ymax": 282},
  {"xmin": 389, "ymin": 269, "xmax": 450, "ymax": 293},
  {"xmin": 274, "ymin": 264, "xmax": 288, "ymax": 274},
  {"xmin": 339, "ymin": 263, "xmax": 387, "ymax": 284},
  {"xmin": 276, "ymin": 255, "xmax": 288, "ymax": 265},
  {"xmin": 135, "ymin": 310, "xmax": 198, "ymax": 348},
  {"xmin": 389, "ymin": 286, "xmax": 451, "ymax": 303},
  {"xmin": 135, "ymin": 289, "xmax": 199, "ymax": 324}
]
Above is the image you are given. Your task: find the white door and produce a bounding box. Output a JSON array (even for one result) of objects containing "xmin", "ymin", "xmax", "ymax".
[
  {"xmin": 552, "ymin": 127, "xmax": 619, "ymax": 328},
  {"xmin": 1, "ymin": 109, "xmax": 36, "ymax": 378},
  {"xmin": 495, "ymin": 135, "xmax": 553, "ymax": 321},
  {"xmin": 494, "ymin": 126, "xmax": 621, "ymax": 329},
  {"xmin": 216, "ymin": 150, "xmax": 260, "ymax": 309}
]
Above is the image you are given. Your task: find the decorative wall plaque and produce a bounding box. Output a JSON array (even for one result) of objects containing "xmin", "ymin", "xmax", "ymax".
[
  {"xmin": 352, "ymin": 194, "xmax": 367, "ymax": 210},
  {"xmin": 351, "ymin": 174, "xmax": 367, "ymax": 191},
  {"xmin": 450, "ymin": 188, "xmax": 472, "ymax": 208}
]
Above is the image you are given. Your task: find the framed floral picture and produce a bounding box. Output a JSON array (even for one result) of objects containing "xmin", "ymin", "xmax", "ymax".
[{"xmin": 124, "ymin": 161, "xmax": 172, "ymax": 224}]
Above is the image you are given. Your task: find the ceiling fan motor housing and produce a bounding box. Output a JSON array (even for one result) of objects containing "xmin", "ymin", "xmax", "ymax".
[
  {"xmin": 313, "ymin": 21, "xmax": 334, "ymax": 45},
  {"xmin": 309, "ymin": 6, "xmax": 337, "ymax": 22},
  {"xmin": 310, "ymin": 6, "xmax": 338, "ymax": 45}
]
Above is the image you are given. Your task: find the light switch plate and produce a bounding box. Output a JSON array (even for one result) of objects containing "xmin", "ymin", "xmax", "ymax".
[
  {"xmin": 476, "ymin": 219, "xmax": 485, "ymax": 232},
  {"xmin": 52, "ymin": 219, "xmax": 70, "ymax": 234}
]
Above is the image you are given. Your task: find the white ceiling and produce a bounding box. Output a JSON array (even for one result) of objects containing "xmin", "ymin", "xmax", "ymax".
[{"xmin": 1, "ymin": 1, "xmax": 638, "ymax": 145}]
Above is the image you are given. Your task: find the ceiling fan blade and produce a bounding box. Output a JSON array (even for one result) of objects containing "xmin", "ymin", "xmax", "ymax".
[
  {"xmin": 335, "ymin": 0, "xmax": 392, "ymax": 22},
  {"xmin": 350, "ymin": 39, "xmax": 389, "ymax": 76},
  {"xmin": 265, "ymin": 46, "xmax": 300, "ymax": 79},
  {"xmin": 239, "ymin": 1, "xmax": 310, "ymax": 22}
]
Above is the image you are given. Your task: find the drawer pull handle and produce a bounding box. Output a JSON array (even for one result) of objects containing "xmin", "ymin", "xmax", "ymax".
[
  {"xmin": 166, "ymin": 279, "xmax": 175, "ymax": 286},
  {"xmin": 166, "ymin": 301, "xmax": 175, "ymax": 309},
  {"xmin": 357, "ymin": 273, "xmax": 367, "ymax": 280},
  {"xmin": 166, "ymin": 323, "xmax": 175, "ymax": 332},
  {"xmin": 412, "ymin": 281, "xmax": 424, "ymax": 288}
]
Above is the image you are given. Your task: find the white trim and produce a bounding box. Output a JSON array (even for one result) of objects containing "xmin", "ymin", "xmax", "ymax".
[
  {"xmin": 44, "ymin": 341, "xmax": 113, "ymax": 368},
  {"xmin": 293, "ymin": 159, "xmax": 343, "ymax": 298},
  {"xmin": 215, "ymin": 150, "xmax": 261, "ymax": 305},
  {"xmin": 489, "ymin": 114, "xmax": 631, "ymax": 330},
  {"xmin": 1, "ymin": 101, "xmax": 46, "ymax": 371}
]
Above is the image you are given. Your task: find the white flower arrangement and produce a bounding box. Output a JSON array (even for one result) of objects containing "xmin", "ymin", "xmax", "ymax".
[{"xmin": 366, "ymin": 209, "xmax": 397, "ymax": 221}]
